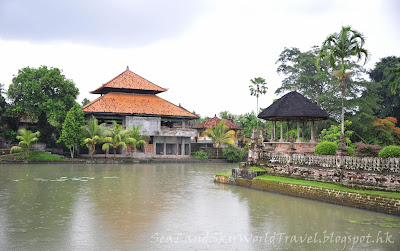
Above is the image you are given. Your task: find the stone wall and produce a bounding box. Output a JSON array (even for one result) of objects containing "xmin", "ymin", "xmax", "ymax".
[
  {"xmin": 214, "ymin": 175, "xmax": 400, "ymax": 216},
  {"xmin": 264, "ymin": 152, "xmax": 400, "ymax": 173}
]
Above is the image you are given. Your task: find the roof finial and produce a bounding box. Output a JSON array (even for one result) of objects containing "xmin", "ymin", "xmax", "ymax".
[
  {"xmin": 127, "ymin": 66, "xmax": 129, "ymax": 71},
  {"xmin": 291, "ymin": 85, "xmax": 297, "ymax": 92}
]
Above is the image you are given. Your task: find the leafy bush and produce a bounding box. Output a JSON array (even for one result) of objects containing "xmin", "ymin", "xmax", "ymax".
[
  {"xmin": 355, "ymin": 143, "xmax": 382, "ymax": 157},
  {"xmin": 378, "ymin": 146, "xmax": 400, "ymax": 158},
  {"xmin": 194, "ymin": 151, "xmax": 208, "ymax": 160},
  {"xmin": 346, "ymin": 147, "xmax": 355, "ymax": 156},
  {"xmin": 223, "ymin": 147, "xmax": 243, "ymax": 163},
  {"xmin": 320, "ymin": 120, "xmax": 353, "ymax": 145},
  {"xmin": 314, "ymin": 141, "xmax": 338, "ymax": 155}
]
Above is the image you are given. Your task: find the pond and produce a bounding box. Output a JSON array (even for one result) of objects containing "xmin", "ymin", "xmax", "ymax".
[{"xmin": 0, "ymin": 163, "xmax": 399, "ymax": 250}]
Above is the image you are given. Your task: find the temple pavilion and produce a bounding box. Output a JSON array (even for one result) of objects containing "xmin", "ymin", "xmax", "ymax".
[
  {"xmin": 258, "ymin": 91, "xmax": 329, "ymax": 153},
  {"xmin": 193, "ymin": 115, "xmax": 242, "ymax": 143},
  {"xmin": 82, "ymin": 67, "xmax": 199, "ymax": 158}
]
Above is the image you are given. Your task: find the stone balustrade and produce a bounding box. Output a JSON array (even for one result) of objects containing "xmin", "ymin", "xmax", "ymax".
[{"xmin": 264, "ymin": 152, "xmax": 400, "ymax": 173}]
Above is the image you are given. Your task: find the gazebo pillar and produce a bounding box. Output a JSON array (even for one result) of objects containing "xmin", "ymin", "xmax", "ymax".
[
  {"xmin": 279, "ymin": 120, "xmax": 284, "ymax": 142},
  {"xmin": 310, "ymin": 120, "xmax": 316, "ymax": 143},
  {"xmin": 273, "ymin": 121, "xmax": 276, "ymax": 141},
  {"xmin": 296, "ymin": 122, "xmax": 301, "ymax": 142},
  {"xmin": 286, "ymin": 121, "xmax": 289, "ymax": 141},
  {"xmin": 270, "ymin": 122, "xmax": 274, "ymax": 141},
  {"xmin": 302, "ymin": 121, "xmax": 305, "ymax": 142}
]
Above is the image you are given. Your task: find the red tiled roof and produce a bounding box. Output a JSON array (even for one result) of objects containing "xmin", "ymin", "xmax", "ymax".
[
  {"xmin": 82, "ymin": 92, "xmax": 198, "ymax": 119},
  {"xmin": 91, "ymin": 69, "xmax": 167, "ymax": 94},
  {"xmin": 192, "ymin": 116, "xmax": 242, "ymax": 130}
]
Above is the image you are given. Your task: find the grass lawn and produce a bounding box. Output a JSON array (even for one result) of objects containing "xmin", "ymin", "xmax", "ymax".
[
  {"xmin": 0, "ymin": 151, "xmax": 64, "ymax": 162},
  {"xmin": 248, "ymin": 166, "xmax": 266, "ymax": 172},
  {"xmin": 215, "ymin": 173, "xmax": 232, "ymax": 177},
  {"xmin": 255, "ymin": 174, "xmax": 400, "ymax": 199}
]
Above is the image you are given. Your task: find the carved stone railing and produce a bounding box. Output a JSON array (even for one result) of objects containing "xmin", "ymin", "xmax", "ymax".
[{"xmin": 264, "ymin": 152, "xmax": 400, "ymax": 174}]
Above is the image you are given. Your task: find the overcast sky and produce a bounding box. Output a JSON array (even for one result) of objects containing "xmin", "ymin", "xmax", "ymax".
[{"xmin": 0, "ymin": 0, "xmax": 399, "ymax": 118}]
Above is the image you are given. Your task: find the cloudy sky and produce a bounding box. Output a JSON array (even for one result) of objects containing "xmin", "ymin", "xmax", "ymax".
[{"xmin": 0, "ymin": 0, "xmax": 399, "ymax": 118}]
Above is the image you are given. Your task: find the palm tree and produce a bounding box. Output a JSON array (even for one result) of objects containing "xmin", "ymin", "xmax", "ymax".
[
  {"xmin": 102, "ymin": 121, "xmax": 127, "ymax": 160},
  {"xmin": 10, "ymin": 129, "xmax": 40, "ymax": 158},
  {"xmin": 83, "ymin": 116, "xmax": 107, "ymax": 159},
  {"xmin": 204, "ymin": 120, "xmax": 235, "ymax": 158},
  {"xmin": 123, "ymin": 124, "xmax": 150, "ymax": 158},
  {"xmin": 316, "ymin": 26, "xmax": 369, "ymax": 134},
  {"xmin": 249, "ymin": 77, "xmax": 268, "ymax": 131},
  {"xmin": 387, "ymin": 63, "xmax": 400, "ymax": 95}
]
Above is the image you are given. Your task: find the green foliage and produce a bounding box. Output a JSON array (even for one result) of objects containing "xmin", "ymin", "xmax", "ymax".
[
  {"xmin": 123, "ymin": 124, "xmax": 150, "ymax": 158},
  {"xmin": 0, "ymin": 83, "xmax": 18, "ymax": 144},
  {"xmin": 222, "ymin": 147, "xmax": 243, "ymax": 163},
  {"xmin": 81, "ymin": 98, "xmax": 91, "ymax": 106},
  {"xmin": 317, "ymin": 26, "xmax": 369, "ymax": 134},
  {"xmin": 314, "ymin": 141, "xmax": 338, "ymax": 155},
  {"xmin": 7, "ymin": 66, "xmax": 79, "ymax": 146},
  {"xmin": 354, "ymin": 143, "xmax": 381, "ymax": 157},
  {"xmin": 205, "ymin": 120, "xmax": 236, "ymax": 158},
  {"xmin": 194, "ymin": 151, "xmax": 208, "ymax": 160},
  {"xmin": 10, "ymin": 129, "xmax": 40, "ymax": 158},
  {"xmin": 102, "ymin": 121, "xmax": 127, "ymax": 159},
  {"xmin": 58, "ymin": 103, "xmax": 85, "ymax": 158},
  {"xmin": 320, "ymin": 120, "xmax": 353, "ymax": 144},
  {"xmin": 346, "ymin": 146, "xmax": 355, "ymax": 156},
  {"xmin": 83, "ymin": 116, "xmax": 107, "ymax": 159},
  {"xmin": 378, "ymin": 145, "xmax": 400, "ymax": 158},
  {"xmin": 1, "ymin": 151, "xmax": 64, "ymax": 162}
]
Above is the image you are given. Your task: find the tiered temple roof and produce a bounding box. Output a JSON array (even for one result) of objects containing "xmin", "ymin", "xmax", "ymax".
[{"xmin": 83, "ymin": 68, "xmax": 198, "ymax": 119}]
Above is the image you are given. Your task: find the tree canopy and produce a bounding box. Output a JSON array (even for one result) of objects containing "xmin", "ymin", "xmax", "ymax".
[{"xmin": 7, "ymin": 66, "xmax": 79, "ymax": 146}]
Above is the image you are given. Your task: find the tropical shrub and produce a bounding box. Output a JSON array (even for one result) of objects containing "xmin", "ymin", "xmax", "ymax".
[
  {"xmin": 320, "ymin": 120, "xmax": 353, "ymax": 145},
  {"xmin": 355, "ymin": 143, "xmax": 381, "ymax": 157},
  {"xmin": 194, "ymin": 151, "xmax": 208, "ymax": 160},
  {"xmin": 314, "ymin": 141, "xmax": 338, "ymax": 155},
  {"xmin": 10, "ymin": 129, "xmax": 40, "ymax": 158},
  {"xmin": 346, "ymin": 146, "xmax": 355, "ymax": 156},
  {"xmin": 378, "ymin": 145, "xmax": 400, "ymax": 158},
  {"xmin": 223, "ymin": 147, "xmax": 244, "ymax": 163},
  {"xmin": 373, "ymin": 117, "xmax": 400, "ymax": 146}
]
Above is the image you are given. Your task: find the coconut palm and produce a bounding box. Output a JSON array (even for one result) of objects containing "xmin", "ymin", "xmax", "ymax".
[
  {"xmin": 316, "ymin": 26, "xmax": 369, "ymax": 134},
  {"xmin": 387, "ymin": 63, "xmax": 400, "ymax": 95},
  {"xmin": 123, "ymin": 124, "xmax": 150, "ymax": 158},
  {"xmin": 204, "ymin": 120, "xmax": 236, "ymax": 158},
  {"xmin": 10, "ymin": 129, "xmax": 40, "ymax": 158},
  {"xmin": 249, "ymin": 77, "xmax": 268, "ymax": 131},
  {"xmin": 83, "ymin": 116, "xmax": 107, "ymax": 159},
  {"xmin": 101, "ymin": 121, "xmax": 127, "ymax": 160}
]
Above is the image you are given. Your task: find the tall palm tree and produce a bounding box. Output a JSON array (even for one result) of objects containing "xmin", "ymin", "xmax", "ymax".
[
  {"xmin": 249, "ymin": 77, "xmax": 268, "ymax": 131},
  {"xmin": 387, "ymin": 63, "xmax": 400, "ymax": 95},
  {"xmin": 10, "ymin": 129, "xmax": 40, "ymax": 158},
  {"xmin": 316, "ymin": 26, "xmax": 369, "ymax": 134},
  {"xmin": 123, "ymin": 124, "xmax": 150, "ymax": 159},
  {"xmin": 102, "ymin": 121, "xmax": 127, "ymax": 160},
  {"xmin": 83, "ymin": 116, "xmax": 107, "ymax": 159},
  {"xmin": 204, "ymin": 120, "xmax": 235, "ymax": 158}
]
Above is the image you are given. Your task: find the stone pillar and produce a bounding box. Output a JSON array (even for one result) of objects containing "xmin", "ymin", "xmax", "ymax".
[
  {"xmin": 280, "ymin": 120, "xmax": 284, "ymax": 142},
  {"xmin": 163, "ymin": 137, "xmax": 166, "ymax": 155},
  {"xmin": 153, "ymin": 137, "xmax": 157, "ymax": 155},
  {"xmin": 270, "ymin": 122, "xmax": 274, "ymax": 141},
  {"xmin": 296, "ymin": 122, "xmax": 301, "ymax": 142},
  {"xmin": 273, "ymin": 121, "xmax": 276, "ymax": 141},
  {"xmin": 182, "ymin": 120, "xmax": 186, "ymax": 129},
  {"xmin": 181, "ymin": 137, "xmax": 185, "ymax": 155},
  {"xmin": 310, "ymin": 120, "xmax": 316, "ymax": 143},
  {"xmin": 302, "ymin": 121, "xmax": 305, "ymax": 142},
  {"xmin": 286, "ymin": 121, "xmax": 289, "ymax": 142}
]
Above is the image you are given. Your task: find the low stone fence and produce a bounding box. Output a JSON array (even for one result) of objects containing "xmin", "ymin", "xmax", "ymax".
[
  {"xmin": 260, "ymin": 152, "xmax": 400, "ymax": 192},
  {"xmin": 264, "ymin": 152, "xmax": 400, "ymax": 173}
]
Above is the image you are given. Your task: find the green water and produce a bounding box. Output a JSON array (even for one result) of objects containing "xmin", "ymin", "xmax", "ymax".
[{"xmin": 0, "ymin": 163, "xmax": 399, "ymax": 250}]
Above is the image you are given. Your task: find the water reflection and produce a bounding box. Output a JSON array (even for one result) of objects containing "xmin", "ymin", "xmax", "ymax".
[{"xmin": 0, "ymin": 163, "xmax": 399, "ymax": 250}]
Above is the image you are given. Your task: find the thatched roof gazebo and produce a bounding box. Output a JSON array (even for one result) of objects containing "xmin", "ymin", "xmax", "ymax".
[{"xmin": 258, "ymin": 91, "xmax": 329, "ymax": 153}]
